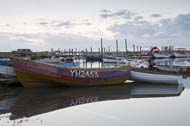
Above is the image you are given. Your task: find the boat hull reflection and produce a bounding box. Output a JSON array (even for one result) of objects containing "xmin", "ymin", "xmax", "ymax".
[{"xmin": 8, "ymin": 83, "xmax": 184, "ymax": 120}]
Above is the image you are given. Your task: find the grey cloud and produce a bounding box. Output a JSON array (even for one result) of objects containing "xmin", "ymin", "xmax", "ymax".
[
  {"xmin": 109, "ymin": 14, "xmax": 190, "ymax": 47},
  {"xmin": 151, "ymin": 13, "xmax": 162, "ymax": 18},
  {"xmin": 100, "ymin": 9, "xmax": 111, "ymax": 13},
  {"xmin": 54, "ymin": 20, "xmax": 92, "ymax": 28},
  {"xmin": 134, "ymin": 16, "xmax": 143, "ymax": 21},
  {"xmin": 100, "ymin": 9, "xmax": 134, "ymax": 19},
  {"xmin": 110, "ymin": 20, "xmax": 158, "ymax": 37},
  {"xmin": 39, "ymin": 19, "xmax": 92, "ymax": 28},
  {"xmin": 175, "ymin": 14, "xmax": 190, "ymax": 31},
  {"xmin": 54, "ymin": 21, "xmax": 73, "ymax": 28},
  {"xmin": 39, "ymin": 22, "xmax": 49, "ymax": 27},
  {"xmin": 80, "ymin": 19, "xmax": 92, "ymax": 25}
]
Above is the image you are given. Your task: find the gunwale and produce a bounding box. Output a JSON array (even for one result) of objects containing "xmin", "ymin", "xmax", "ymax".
[{"xmin": 131, "ymin": 67, "xmax": 179, "ymax": 76}]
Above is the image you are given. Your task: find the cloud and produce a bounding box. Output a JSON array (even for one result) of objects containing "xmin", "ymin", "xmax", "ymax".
[
  {"xmin": 134, "ymin": 16, "xmax": 143, "ymax": 21},
  {"xmin": 100, "ymin": 9, "xmax": 134, "ymax": 19},
  {"xmin": 53, "ymin": 20, "xmax": 74, "ymax": 28},
  {"xmin": 39, "ymin": 19, "xmax": 92, "ymax": 29},
  {"xmin": 151, "ymin": 13, "xmax": 162, "ymax": 18},
  {"xmin": 39, "ymin": 22, "xmax": 49, "ymax": 26},
  {"xmin": 175, "ymin": 14, "xmax": 190, "ymax": 31},
  {"xmin": 0, "ymin": 32, "xmax": 103, "ymax": 52},
  {"xmin": 0, "ymin": 33, "xmax": 46, "ymax": 51},
  {"xmin": 1, "ymin": 10, "xmax": 190, "ymax": 51},
  {"xmin": 100, "ymin": 9, "xmax": 111, "ymax": 13},
  {"xmin": 109, "ymin": 14, "xmax": 190, "ymax": 48},
  {"xmin": 110, "ymin": 20, "xmax": 158, "ymax": 37},
  {"xmin": 10, "ymin": 34, "xmax": 46, "ymax": 46}
]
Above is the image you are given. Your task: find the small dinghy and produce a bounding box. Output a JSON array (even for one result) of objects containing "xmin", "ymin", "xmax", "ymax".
[
  {"xmin": 130, "ymin": 68, "xmax": 180, "ymax": 84},
  {"xmin": 130, "ymin": 60, "xmax": 187, "ymax": 84}
]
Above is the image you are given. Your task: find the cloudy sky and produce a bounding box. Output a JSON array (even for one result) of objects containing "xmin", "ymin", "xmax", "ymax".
[{"xmin": 0, "ymin": 0, "xmax": 190, "ymax": 52}]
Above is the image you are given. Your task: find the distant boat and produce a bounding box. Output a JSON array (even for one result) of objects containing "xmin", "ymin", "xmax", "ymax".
[
  {"xmin": 103, "ymin": 56, "xmax": 126, "ymax": 63},
  {"xmin": 36, "ymin": 56, "xmax": 79, "ymax": 68},
  {"xmin": 136, "ymin": 51, "xmax": 152, "ymax": 59},
  {"xmin": 152, "ymin": 53, "xmax": 170, "ymax": 59},
  {"xmin": 36, "ymin": 57, "xmax": 61, "ymax": 63},
  {"xmin": 173, "ymin": 48, "xmax": 189, "ymax": 58},
  {"xmin": 12, "ymin": 58, "xmax": 131, "ymax": 87},
  {"xmin": 86, "ymin": 55, "xmax": 103, "ymax": 62},
  {"xmin": 150, "ymin": 47, "xmax": 170, "ymax": 59},
  {"xmin": 0, "ymin": 59, "xmax": 18, "ymax": 85}
]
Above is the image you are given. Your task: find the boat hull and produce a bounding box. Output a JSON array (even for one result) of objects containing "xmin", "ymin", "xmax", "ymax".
[
  {"xmin": 153, "ymin": 53, "xmax": 170, "ymax": 59},
  {"xmin": 174, "ymin": 52, "xmax": 188, "ymax": 58},
  {"xmin": 0, "ymin": 64, "xmax": 18, "ymax": 85},
  {"xmin": 0, "ymin": 65, "xmax": 15, "ymax": 76},
  {"xmin": 12, "ymin": 59, "xmax": 130, "ymax": 87},
  {"xmin": 103, "ymin": 56, "xmax": 126, "ymax": 63},
  {"xmin": 131, "ymin": 71, "xmax": 179, "ymax": 84}
]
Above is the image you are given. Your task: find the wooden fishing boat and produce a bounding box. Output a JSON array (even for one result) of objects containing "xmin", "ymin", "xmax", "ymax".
[
  {"xmin": 130, "ymin": 67, "xmax": 180, "ymax": 84},
  {"xmin": 12, "ymin": 58, "xmax": 131, "ymax": 87}
]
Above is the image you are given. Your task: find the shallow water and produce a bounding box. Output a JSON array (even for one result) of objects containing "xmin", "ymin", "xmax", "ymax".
[
  {"xmin": 0, "ymin": 79, "xmax": 190, "ymax": 126},
  {"xmin": 0, "ymin": 58, "xmax": 190, "ymax": 126}
]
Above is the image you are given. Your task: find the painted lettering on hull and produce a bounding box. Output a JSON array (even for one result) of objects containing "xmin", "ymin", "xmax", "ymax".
[{"xmin": 70, "ymin": 69, "xmax": 99, "ymax": 78}]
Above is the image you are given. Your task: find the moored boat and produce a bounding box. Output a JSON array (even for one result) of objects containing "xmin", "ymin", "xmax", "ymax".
[
  {"xmin": 130, "ymin": 67, "xmax": 180, "ymax": 84},
  {"xmin": 150, "ymin": 47, "xmax": 170, "ymax": 59},
  {"xmin": 152, "ymin": 53, "xmax": 170, "ymax": 59},
  {"xmin": 0, "ymin": 59, "xmax": 18, "ymax": 85},
  {"xmin": 173, "ymin": 48, "xmax": 189, "ymax": 58},
  {"xmin": 12, "ymin": 58, "xmax": 131, "ymax": 87},
  {"xmin": 86, "ymin": 55, "xmax": 103, "ymax": 62},
  {"xmin": 37, "ymin": 56, "xmax": 79, "ymax": 67},
  {"xmin": 174, "ymin": 52, "xmax": 188, "ymax": 58},
  {"xmin": 103, "ymin": 56, "xmax": 126, "ymax": 63}
]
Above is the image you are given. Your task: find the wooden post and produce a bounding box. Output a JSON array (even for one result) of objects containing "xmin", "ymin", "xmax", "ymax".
[
  {"xmin": 125, "ymin": 39, "xmax": 128, "ymax": 53},
  {"xmin": 116, "ymin": 40, "xmax": 118, "ymax": 56},
  {"xmin": 108, "ymin": 46, "xmax": 110, "ymax": 53},
  {"xmin": 133, "ymin": 44, "xmax": 135, "ymax": 52},
  {"xmin": 71, "ymin": 49, "xmax": 73, "ymax": 56},
  {"xmin": 101, "ymin": 38, "xmax": 103, "ymax": 57},
  {"xmin": 90, "ymin": 46, "xmax": 93, "ymax": 55},
  {"xmin": 75, "ymin": 48, "xmax": 77, "ymax": 57},
  {"xmin": 85, "ymin": 48, "xmax": 88, "ymax": 56},
  {"xmin": 69, "ymin": 48, "xmax": 71, "ymax": 56}
]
